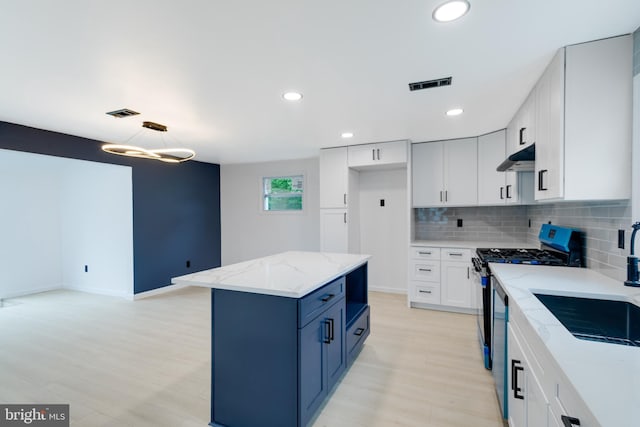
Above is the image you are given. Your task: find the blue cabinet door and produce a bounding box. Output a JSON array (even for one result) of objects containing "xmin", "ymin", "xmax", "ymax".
[
  {"xmin": 325, "ymin": 300, "xmax": 346, "ymax": 391},
  {"xmin": 299, "ymin": 312, "xmax": 328, "ymax": 426},
  {"xmin": 299, "ymin": 297, "xmax": 346, "ymax": 426}
]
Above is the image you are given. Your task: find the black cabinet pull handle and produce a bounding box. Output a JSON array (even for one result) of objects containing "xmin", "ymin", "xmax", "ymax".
[
  {"xmin": 519, "ymin": 127, "xmax": 526, "ymax": 145},
  {"xmin": 323, "ymin": 320, "xmax": 331, "ymax": 344},
  {"xmin": 321, "ymin": 294, "xmax": 335, "ymax": 303},
  {"xmin": 561, "ymin": 415, "xmax": 581, "ymax": 426},
  {"xmin": 376, "ymin": 148, "xmax": 380, "ymax": 160},
  {"xmin": 538, "ymin": 169, "xmax": 548, "ymax": 191},
  {"xmin": 419, "ymin": 289, "xmax": 432, "ymax": 294},
  {"xmin": 449, "ymin": 253, "xmax": 463, "ymax": 256},
  {"xmin": 354, "ymin": 327, "xmax": 365, "ymax": 336},
  {"xmin": 418, "ymin": 251, "xmax": 432, "ymax": 255},
  {"xmin": 511, "ymin": 359, "xmax": 524, "ymax": 400},
  {"xmin": 372, "ymin": 149, "xmax": 375, "ymax": 161},
  {"xmin": 500, "ymin": 187, "xmax": 504, "ymax": 199},
  {"xmin": 418, "ymin": 268, "xmax": 432, "ymax": 272},
  {"xmin": 328, "ymin": 318, "xmax": 335, "ymax": 342},
  {"xmin": 343, "ymin": 193, "xmax": 347, "ymax": 205},
  {"xmin": 506, "ymin": 184, "xmax": 512, "ymax": 199}
]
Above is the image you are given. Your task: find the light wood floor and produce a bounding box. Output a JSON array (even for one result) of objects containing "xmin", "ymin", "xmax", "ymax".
[{"xmin": 0, "ymin": 288, "xmax": 503, "ymax": 427}]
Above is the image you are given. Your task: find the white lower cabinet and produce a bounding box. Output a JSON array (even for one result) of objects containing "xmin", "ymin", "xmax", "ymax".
[
  {"xmin": 507, "ymin": 288, "xmax": 598, "ymax": 427},
  {"xmin": 508, "ymin": 324, "xmax": 549, "ymax": 427},
  {"xmin": 320, "ymin": 209, "xmax": 349, "ymax": 253},
  {"xmin": 409, "ymin": 246, "xmax": 475, "ymax": 311}
]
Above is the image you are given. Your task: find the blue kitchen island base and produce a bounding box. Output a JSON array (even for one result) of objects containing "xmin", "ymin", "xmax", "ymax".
[{"xmin": 209, "ymin": 262, "xmax": 369, "ymax": 427}]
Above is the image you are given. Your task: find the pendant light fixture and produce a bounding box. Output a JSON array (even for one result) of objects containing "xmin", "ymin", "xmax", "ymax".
[{"xmin": 102, "ymin": 121, "xmax": 196, "ymax": 163}]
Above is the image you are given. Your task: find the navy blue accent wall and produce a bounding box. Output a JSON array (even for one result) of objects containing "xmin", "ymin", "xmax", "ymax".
[{"xmin": 0, "ymin": 121, "xmax": 221, "ymax": 294}]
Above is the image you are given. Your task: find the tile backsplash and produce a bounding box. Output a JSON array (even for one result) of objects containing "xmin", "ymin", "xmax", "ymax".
[
  {"xmin": 414, "ymin": 206, "xmax": 529, "ymax": 243},
  {"xmin": 414, "ymin": 200, "xmax": 633, "ymax": 281}
]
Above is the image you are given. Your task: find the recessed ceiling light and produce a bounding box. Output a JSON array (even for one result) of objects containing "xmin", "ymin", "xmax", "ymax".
[
  {"xmin": 341, "ymin": 132, "xmax": 354, "ymax": 139},
  {"xmin": 446, "ymin": 108, "xmax": 464, "ymax": 116},
  {"xmin": 432, "ymin": 0, "xmax": 470, "ymax": 23},
  {"xmin": 282, "ymin": 92, "xmax": 303, "ymax": 101}
]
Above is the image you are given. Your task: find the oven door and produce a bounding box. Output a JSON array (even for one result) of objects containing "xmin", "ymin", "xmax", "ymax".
[{"xmin": 471, "ymin": 257, "xmax": 491, "ymax": 370}]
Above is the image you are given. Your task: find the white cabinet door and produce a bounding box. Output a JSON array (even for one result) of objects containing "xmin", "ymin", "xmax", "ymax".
[
  {"xmin": 535, "ymin": 48, "xmax": 565, "ymax": 201},
  {"xmin": 347, "ymin": 144, "xmax": 379, "ymax": 168},
  {"xmin": 347, "ymin": 141, "xmax": 407, "ymax": 169},
  {"xmin": 320, "ymin": 209, "xmax": 348, "ymax": 253},
  {"xmin": 444, "ymin": 137, "xmax": 478, "ymax": 206},
  {"xmin": 440, "ymin": 261, "xmax": 472, "ymax": 308},
  {"xmin": 320, "ymin": 147, "xmax": 348, "ymax": 208},
  {"xmin": 478, "ymin": 130, "xmax": 507, "ymax": 205},
  {"xmin": 376, "ymin": 141, "xmax": 407, "ymax": 165},
  {"xmin": 508, "ymin": 325, "xmax": 526, "ymax": 427},
  {"xmin": 526, "ymin": 368, "xmax": 549, "ymax": 427},
  {"xmin": 518, "ymin": 91, "xmax": 537, "ymax": 150},
  {"xmin": 412, "ymin": 142, "xmax": 445, "ymax": 206}
]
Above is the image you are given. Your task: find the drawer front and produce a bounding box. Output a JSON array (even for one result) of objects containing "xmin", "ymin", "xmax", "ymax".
[
  {"xmin": 410, "ymin": 261, "xmax": 440, "ymax": 282},
  {"xmin": 411, "ymin": 281, "xmax": 441, "ymax": 304},
  {"xmin": 411, "ymin": 247, "xmax": 440, "ymax": 260},
  {"xmin": 346, "ymin": 305, "xmax": 370, "ymax": 360},
  {"xmin": 299, "ymin": 276, "xmax": 345, "ymax": 327},
  {"xmin": 441, "ymin": 248, "xmax": 471, "ymax": 262}
]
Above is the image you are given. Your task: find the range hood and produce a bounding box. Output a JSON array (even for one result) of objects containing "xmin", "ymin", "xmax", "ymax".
[{"xmin": 496, "ymin": 143, "xmax": 535, "ymax": 172}]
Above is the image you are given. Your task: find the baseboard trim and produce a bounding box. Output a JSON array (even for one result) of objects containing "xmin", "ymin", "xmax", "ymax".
[
  {"xmin": 368, "ymin": 286, "xmax": 407, "ymax": 295},
  {"xmin": 0, "ymin": 285, "xmax": 61, "ymax": 301},
  {"xmin": 63, "ymin": 285, "xmax": 133, "ymax": 300},
  {"xmin": 133, "ymin": 283, "xmax": 186, "ymax": 300}
]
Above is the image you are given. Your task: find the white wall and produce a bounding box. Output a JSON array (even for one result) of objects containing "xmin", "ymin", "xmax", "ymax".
[
  {"xmin": 358, "ymin": 168, "xmax": 408, "ymax": 293},
  {"xmin": 0, "ymin": 151, "xmax": 63, "ymax": 298},
  {"xmin": 59, "ymin": 160, "xmax": 133, "ymax": 298},
  {"xmin": 633, "ymin": 73, "xmax": 640, "ymax": 222},
  {"xmin": 0, "ymin": 149, "xmax": 133, "ymax": 299},
  {"xmin": 221, "ymin": 158, "xmax": 320, "ymax": 264}
]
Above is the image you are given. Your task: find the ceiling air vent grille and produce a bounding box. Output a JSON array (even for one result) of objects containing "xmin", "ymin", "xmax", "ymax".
[
  {"xmin": 408, "ymin": 77, "xmax": 452, "ymax": 91},
  {"xmin": 106, "ymin": 108, "xmax": 140, "ymax": 118}
]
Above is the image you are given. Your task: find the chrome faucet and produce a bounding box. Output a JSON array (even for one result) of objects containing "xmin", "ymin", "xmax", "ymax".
[{"xmin": 625, "ymin": 222, "xmax": 640, "ymax": 287}]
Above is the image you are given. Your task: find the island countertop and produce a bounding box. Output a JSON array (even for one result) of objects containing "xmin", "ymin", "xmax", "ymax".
[{"xmin": 171, "ymin": 251, "xmax": 371, "ymax": 298}]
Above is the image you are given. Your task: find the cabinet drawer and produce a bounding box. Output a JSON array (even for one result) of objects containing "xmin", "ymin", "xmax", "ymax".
[
  {"xmin": 346, "ymin": 305, "xmax": 370, "ymax": 363},
  {"xmin": 411, "ymin": 282, "xmax": 441, "ymax": 304},
  {"xmin": 411, "ymin": 247, "xmax": 440, "ymax": 260},
  {"xmin": 410, "ymin": 261, "xmax": 440, "ymax": 282},
  {"xmin": 441, "ymin": 248, "xmax": 471, "ymax": 262},
  {"xmin": 299, "ymin": 277, "xmax": 345, "ymax": 327}
]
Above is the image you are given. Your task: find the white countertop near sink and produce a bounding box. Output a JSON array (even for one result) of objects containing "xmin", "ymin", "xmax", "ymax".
[
  {"xmin": 411, "ymin": 240, "xmax": 535, "ymax": 249},
  {"xmin": 171, "ymin": 251, "xmax": 370, "ymax": 298},
  {"xmin": 490, "ymin": 263, "xmax": 640, "ymax": 427}
]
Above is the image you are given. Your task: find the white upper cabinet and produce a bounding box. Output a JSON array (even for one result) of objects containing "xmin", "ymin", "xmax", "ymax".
[
  {"xmin": 347, "ymin": 140, "xmax": 408, "ymax": 169},
  {"xmin": 535, "ymin": 35, "xmax": 632, "ymax": 201},
  {"xmin": 320, "ymin": 147, "xmax": 348, "ymax": 208},
  {"xmin": 412, "ymin": 138, "xmax": 477, "ymax": 207},
  {"xmin": 478, "ymin": 129, "xmax": 534, "ymax": 206},
  {"xmin": 506, "ymin": 90, "xmax": 536, "ymax": 156},
  {"xmin": 478, "ymin": 130, "xmax": 508, "ymax": 205}
]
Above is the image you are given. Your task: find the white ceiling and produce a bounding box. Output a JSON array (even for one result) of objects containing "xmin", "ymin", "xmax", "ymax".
[{"xmin": 1, "ymin": 1, "xmax": 639, "ymax": 165}]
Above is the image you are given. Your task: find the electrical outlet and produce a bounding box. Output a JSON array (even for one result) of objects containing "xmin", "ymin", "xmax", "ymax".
[
  {"xmin": 528, "ymin": 219, "xmax": 531, "ymax": 228},
  {"xmin": 457, "ymin": 218, "xmax": 463, "ymax": 227},
  {"xmin": 380, "ymin": 199, "xmax": 385, "ymax": 207},
  {"xmin": 618, "ymin": 230, "xmax": 625, "ymax": 249}
]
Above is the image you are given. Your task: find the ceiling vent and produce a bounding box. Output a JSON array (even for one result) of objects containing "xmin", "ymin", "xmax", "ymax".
[
  {"xmin": 408, "ymin": 77, "xmax": 452, "ymax": 91},
  {"xmin": 106, "ymin": 108, "xmax": 140, "ymax": 118}
]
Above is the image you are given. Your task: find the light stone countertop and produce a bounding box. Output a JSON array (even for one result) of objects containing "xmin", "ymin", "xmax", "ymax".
[
  {"xmin": 171, "ymin": 251, "xmax": 370, "ymax": 298},
  {"xmin": 489, "ymin": 263, "xmax": 640, "ymax": 427}
]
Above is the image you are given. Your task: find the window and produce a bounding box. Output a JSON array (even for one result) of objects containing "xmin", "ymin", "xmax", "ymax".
[{"xmin": 262, "ymin": 175, "xmax": 304, "ymax": 211}]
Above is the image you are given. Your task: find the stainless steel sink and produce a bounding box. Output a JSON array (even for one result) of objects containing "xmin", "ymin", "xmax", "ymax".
[{"xmin": 534, "ymin": 293, "xmax": 640, "ymax": 347}]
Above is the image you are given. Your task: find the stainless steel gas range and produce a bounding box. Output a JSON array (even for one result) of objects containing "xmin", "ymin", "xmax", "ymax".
[
  {"xmin": 472, "ymin": 224, "xmax": 584, "ymax": 369},
  {"xmin": 471, "ymin": 223, "xmax": 584, "ymax": 419}
]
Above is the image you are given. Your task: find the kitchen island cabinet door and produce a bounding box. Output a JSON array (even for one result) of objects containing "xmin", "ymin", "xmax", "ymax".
[{"xmin": 299, "ymin": 298, "xmax": 346, "ymax": 427}]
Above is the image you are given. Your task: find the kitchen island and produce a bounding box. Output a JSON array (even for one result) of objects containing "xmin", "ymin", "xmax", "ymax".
[{"xmin": 172, "ymin": 251, "xmax": 371, "ymax": 427}]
